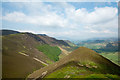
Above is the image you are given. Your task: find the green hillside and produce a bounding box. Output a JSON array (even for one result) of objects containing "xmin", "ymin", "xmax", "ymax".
[
  {"xmin": 37, "ymin": 44, "xmax": 61, "ymax": 61},
  {"xmin": 45, "ymin": 47, "xmax": 120, "ymax": 78},
  {"xmin": 46, "ymin": 62, "xmax": 120, "ymax": 79},
  {"xmin": 100, "ymin": 52, "xmax": 119, "ymax": 66},
  {"xmin": 27, "ymin": 47, "xmax": 120, "ymax": 79},
  {"xmin": 2, "ymin": 30, "xmax": 73, "ymax": 79},
  {"xmin": 2, "ymin": 33, "xmax": 53, "ymax": 78},
  {"xmin": 2, "ymin": 30, "xmax": 120, "ymax": 79}
]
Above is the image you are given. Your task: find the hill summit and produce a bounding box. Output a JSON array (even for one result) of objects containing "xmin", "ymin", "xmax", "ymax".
[{"xmin": 27, "ymin": 47, "xmax": 120, "ymax": 79}]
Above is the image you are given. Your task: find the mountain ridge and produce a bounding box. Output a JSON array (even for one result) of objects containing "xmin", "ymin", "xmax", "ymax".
[
  {"xmin": 2, "ymin": 29, "xmax": 75, "ymax": 78},
  {"xmin": 27, "ymin": 47, "xmax": 120, "ymax": 79},
  {"xmin": 2, "ymin": 29, "xmax": 120, "ymax": 79}
]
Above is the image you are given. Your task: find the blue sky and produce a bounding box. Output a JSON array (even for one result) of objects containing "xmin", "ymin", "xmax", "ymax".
[{"xmin": 1, "ymin": 2, "xmax": 118, "ymax": 40}]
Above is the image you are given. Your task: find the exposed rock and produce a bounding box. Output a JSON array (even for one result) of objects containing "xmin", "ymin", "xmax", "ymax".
[{"xmin": 41, "ymin": 71, "xmax": 48, "ymax": 78}]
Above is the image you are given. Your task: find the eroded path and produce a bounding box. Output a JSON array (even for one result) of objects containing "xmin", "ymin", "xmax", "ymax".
[
  {"xmin": 33, "ymin": 57, "xmax": 48, "ymax": 66},
  {"xmin": 19, "ymin": 52, "xmax": 48, "ymax": 66}
]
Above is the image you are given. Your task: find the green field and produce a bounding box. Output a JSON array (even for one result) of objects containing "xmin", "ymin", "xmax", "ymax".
[
  {"xmin": 37, "ymin": 44, "xmax": 61, "ymax": 61},
  {"xmin": 100, "ymin": 52, "xmax": 119, "ymax": 66},
  {"xmin": 78, "ymin": 43, "xmax": 104, "ymax": 49}
]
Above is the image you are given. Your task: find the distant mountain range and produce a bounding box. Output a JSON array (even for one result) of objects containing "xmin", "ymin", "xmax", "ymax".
[
  {"xmin": 72, "ymin": 37, "xmax": 118, "ymax": 45},
  {"xmin": 73, "ymin": 38, "xmax": 118, "ymax": 53}
]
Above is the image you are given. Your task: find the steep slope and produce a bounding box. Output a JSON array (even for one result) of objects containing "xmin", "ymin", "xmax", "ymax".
[
  {"xmin": 2, "ymin": 30, "xmax": 73, "ymax": 78},
  {"xmin": 64, "ymin": 40, "xmax": 77, "ymax": 47},
  {"xmin": 37, "ymin": 34, "xmax": 70, "ymax": 46},
  {"xmin": 36, "ymin": 44, "xmax": 61, "ymax": 61},
  {"xmin": 37, "ymin": 34, "xmax": 73, "ymax": 58},
  {"xmin": 27, "ymin": 47, "xmax": 120, "ymax": 79},
  {"xmin": 2, "ymin": 33, "xmax": 53, "ymax": 78}
]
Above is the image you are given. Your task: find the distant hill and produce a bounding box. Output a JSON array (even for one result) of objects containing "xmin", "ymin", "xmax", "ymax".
[
  {"xmin": 64, "ymin": 40, "xmax": 77, "ymax": 47},
  {"xmin": 38, "ymin": 34, "xmax": 47, "ymax": 36},
  {"xmin": 71, "ymin": 37, "xmax": 119, "ymax": 66},
  {"xmin": 27, "ymin": 47, "xmax": 120, "ymax": 79},
  {"xmin": 86, "ymin": 37, "xmax": 118, "ymax": 42},
  {"xmin": 2, "ymin": 30, "xmax": 74, "ymax": 78},
  {"xmin": 0, "ymin": 29, "xmax": 20, "ymax": 36},
  {"xmin": 74, "ymin": 38, "xmax": 118, "ymax": 53},
  {"xmin": 72, "ymin": 37, "xmax": 118, "ymax": 45}
]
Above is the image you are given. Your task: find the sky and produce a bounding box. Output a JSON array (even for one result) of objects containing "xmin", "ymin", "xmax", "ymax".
[{"xmin": 1, "ymin": 2, "xmax": 118, "ymax": 40}]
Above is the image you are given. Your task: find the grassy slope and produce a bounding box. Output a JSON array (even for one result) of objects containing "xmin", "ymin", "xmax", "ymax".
[
  {"xmin": 37, "ymin": 44, "xmax": 61, "ymax": 61},
  {"xmin": 27, "ymin": 47, "xmax": 120, "ymax": 79},
  {"xmin": 2, "ymin": 33, "xmax": 53, "ymax": 78},
  {"xmin": 45, "ymin": 47, "xmax": 120, "ymax": 78},
  {"xmin": 46, "ymin": 62, "xmax": 120, "ymax": 79},
  {"xmin": 78, "ymin": 42, "xmax": 119, "ymax": 66},
  {"xmin": 100, "ymin": 52, "xmax": 119, "ymax": 66}
]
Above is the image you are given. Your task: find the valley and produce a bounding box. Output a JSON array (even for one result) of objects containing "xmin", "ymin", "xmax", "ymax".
[{"xmin": 72, "ymin": 39, "xmax": 119, "ymax": 66}]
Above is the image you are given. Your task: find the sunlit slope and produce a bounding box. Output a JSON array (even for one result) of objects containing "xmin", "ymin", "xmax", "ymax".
[
  {"xmin": 46, "ymin": 47, "xmax": 120, "ymax": 78},
  {"xmin": 27, "ymin": 47, "xmax": 120, "ymax": 79},
  {"xmin": 37, "ymin": 44, "xmax": 61, "ymax": 61},
  {"xmin": 2, "ymin": 31, "xmax": 73, "ymax": 78},
  {"xmin": 2, "ymin": 33, "xmax": 53, "ymax": 78}
]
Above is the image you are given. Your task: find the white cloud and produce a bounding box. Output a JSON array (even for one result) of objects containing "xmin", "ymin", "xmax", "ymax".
[
  {"xmin": 18, "ymin": 30, "xmax": 37, "ymax": 34},
  {"xmin": 3, "ymin": 12, "xmax": 26, "ymax": 22},
  {"xmin": 3, "ymin": 6, "xmax": 117, "ymax": 27},
  {"xmin": 2, "ymin": 0, "xmax": 119, "ymax": 2},
  {"xmin": 3, "ymin": 11, "xmax": 68, "ymax": 28},
  {"xmin": 66, "ymin": 7, "xmax": 117, "ymax": 24},
  {"xmin": 2, "ymin": 2, "xmax": 118, "ymax": 40}
]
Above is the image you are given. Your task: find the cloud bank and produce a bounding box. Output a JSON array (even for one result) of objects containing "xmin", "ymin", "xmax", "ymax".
[{"xmin": 2, "ymin": 2, "xmax": 118, "ymax": 40}]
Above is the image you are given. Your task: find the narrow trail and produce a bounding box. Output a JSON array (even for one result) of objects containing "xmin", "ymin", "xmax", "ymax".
[
  {"xmin": 58, "ymin": 46, "xmax": 69, "ymax": 55},
  {"xmin": 19, "ymin": 52, "xmax": 29, "ymax": 56},
  {"xmin": 33, "ymin": 57, "xmax": 48, "ymax": 66},
  {"xmin": 19, "ymin": 52, "xmax": 48, "ymax": 66}
]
